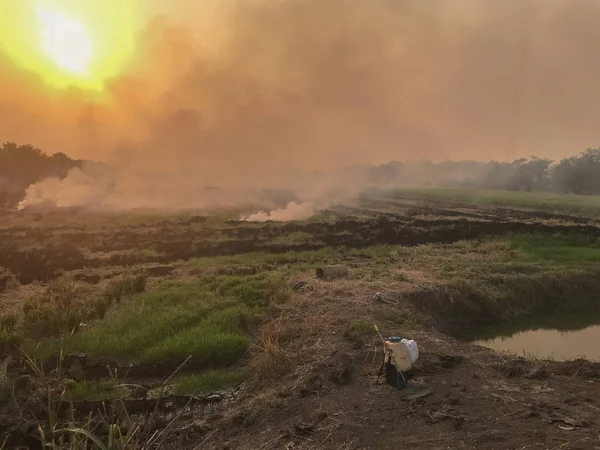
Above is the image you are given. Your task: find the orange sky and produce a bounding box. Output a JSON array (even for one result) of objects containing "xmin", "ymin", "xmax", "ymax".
[{"xmin": 2, "ymin": 0, "xmax": 600, "ymax": 172}]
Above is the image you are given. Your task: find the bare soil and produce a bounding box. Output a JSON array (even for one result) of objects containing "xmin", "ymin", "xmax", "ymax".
[{"xmin": 196, "ymin": 332, "xmax": 600, "ymax": 450}]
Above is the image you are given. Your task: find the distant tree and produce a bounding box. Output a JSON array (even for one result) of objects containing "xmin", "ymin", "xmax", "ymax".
[
  {"xmin": 552, "ymin": 149, "xmax": 600, "ymax": 195},
  {"xmin": 508, "ymin": 156, "xmax": 552, "ymax": 191},
  {"xmin": 370, "ymin": 161, "xmax": 402, "ymax": 184},
  {"xmin": 477, "ymin": 161, "xmax": 514, "ymax": 190},
  {"xmin": 0, "ymin": 142, "xmax": 79, "ymax": 207}
]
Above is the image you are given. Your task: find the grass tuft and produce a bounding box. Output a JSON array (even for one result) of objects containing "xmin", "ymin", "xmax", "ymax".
[
  {"xmin": 103, "ymin": 270, "xmax": 148, "ymax": 304},
  {"xmin": 0, "ymin": 266, "xmax": 18, "ymax": 292},
  {"xmin": 0, "ymin": 357, "xmax": 11, "ymax": 403},
  {"xmin": 22, "ymin": 277, "xmax": 86, "ymax": 337},
  {"xmin": 172, "ymin": 369, "xmax": 246, "ymax": 395},
  {"xmin": 248, "ymin": 319, "xmax": 292, "ymax": 380},
  {"xmin": 350, "ymin": 319, "xmax": 376, "ymax": 336},
  {"xmin": 64, "ymin": 380, "xmax": 124, "ymax": 402}
]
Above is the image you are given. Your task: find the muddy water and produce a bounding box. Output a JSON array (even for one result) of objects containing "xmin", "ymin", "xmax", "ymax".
[{"xmin": 469, "ymin": 312, "xmax": 600, "ymax": 361}]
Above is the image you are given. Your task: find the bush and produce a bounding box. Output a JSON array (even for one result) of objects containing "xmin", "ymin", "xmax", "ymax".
[{"xmin": 0, "ymin": 142, "xmax": 79, "ymax": 207}]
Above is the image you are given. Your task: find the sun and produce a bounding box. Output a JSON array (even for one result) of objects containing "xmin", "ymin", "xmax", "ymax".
[
  {"xmin": 37, "ymin": 8, "xmax": 93, "ymax": 75},
  {"xmin": 0, "ymin": 1, "xmax": 142, "ymax": 92}
]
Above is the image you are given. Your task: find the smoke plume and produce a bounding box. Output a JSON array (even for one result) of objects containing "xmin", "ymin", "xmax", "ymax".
[
  {"xmin": 242, "ymin": 201, "xmax": 316, "ymax": 222},
  {"xmin": 4, "ymin": 0, "xmax": 600, "ymax": 218}
]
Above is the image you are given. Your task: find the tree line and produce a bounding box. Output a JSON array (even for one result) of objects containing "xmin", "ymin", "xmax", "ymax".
[
  {"xmin": 2, "ymin": 142, "xmax": 600, "ymax": 209},
  {"xmin": 368, "ymin": 149, "xmax": 600, "ymax": 195},
  {"xmin": 0, "ymin": 142, "xmax": 80, "ymax": 207}
]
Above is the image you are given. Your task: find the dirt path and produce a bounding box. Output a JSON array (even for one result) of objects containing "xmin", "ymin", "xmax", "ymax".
[{"xmin": 194, "ymin": 332, "xmax": 600, "ymax": 450}]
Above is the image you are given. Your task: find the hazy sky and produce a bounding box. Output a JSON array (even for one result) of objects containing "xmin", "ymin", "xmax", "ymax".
[{"xmin": 2, "ymin": 0, "xmax": 600, "ymax": 168}]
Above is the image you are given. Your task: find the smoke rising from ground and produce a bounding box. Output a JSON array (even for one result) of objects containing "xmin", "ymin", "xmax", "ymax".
[
  {"xmin": 5, "ymin": 0, "xmax": 600, "ymax": 217},
  {"xmin": 242, "ymin": 202, "xmax": 317, "ymax": 222}
]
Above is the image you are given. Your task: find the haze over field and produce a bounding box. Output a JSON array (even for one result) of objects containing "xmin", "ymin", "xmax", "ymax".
[{"xmin": 2, "ymin": 0, "xmax": 600, "ymax": 213}]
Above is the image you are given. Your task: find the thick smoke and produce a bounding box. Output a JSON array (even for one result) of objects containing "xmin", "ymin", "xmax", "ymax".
[{"xmin": 5, "ymin": 0, "xmax": 600, "ymax": 218}]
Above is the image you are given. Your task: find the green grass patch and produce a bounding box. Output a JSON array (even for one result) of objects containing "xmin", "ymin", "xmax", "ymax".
[
  {"xmin": 64, "ymin": 381, "xmax": 123, "ymax": 402},
  {"xmin": 379, "ymin": 188, "xmax": 600, "ymax": 218},
  {"xmin": 395, "ymin": 233, "xmax": 600, "ymax": 331},
  {"xmin": 508, "ymin": 234, "xmax": 600, "ymax": 264},
  {"xmin": 187, "ymin": 245, "xmax": 396, "ymax": 275},
  {"xmin": 46, "ymin": 273, "xmax": 288, "ymax": 365},
  {"xmin": 171, "ymin": 369, "xmax": 246, "ymax": 395}
]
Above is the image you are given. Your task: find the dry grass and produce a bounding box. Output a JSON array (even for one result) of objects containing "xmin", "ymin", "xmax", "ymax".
[
  {"xmin": 0, "ymin": 266, "xmax": 17, "ymax": 292},
  {"xmin": 102, "ymin": 270, "xmax": 148, "ymax": 304},
  {"xmin": 242, "ymin": 234, "xmax": 600, "ymax": 391},
  {"xmin": 246, "ymin": 267, "xmax": 418, "ymax": 386},
  {"xmin": 22, "ymin": 277, "xmax": 114, "ymax": 338},
  {"xmin": 18, "ymin": 351, "xmax": 197, "ymax": 450},
  {"xmin": 0, "ymin": 316, "xmax": 22, "ymax": 359},
  {"xmin": 0, "ymin": 357, "xmax": 11, "ymax": 403},
  {"xmin": 248, "ymin": 317, "xmax": 292, "ymax": 380}
]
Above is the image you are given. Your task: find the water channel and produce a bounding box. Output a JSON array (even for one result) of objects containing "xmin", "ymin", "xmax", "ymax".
[{"xmin": 467, "ymin": 312, "xmax": 600, "ymax": 361}]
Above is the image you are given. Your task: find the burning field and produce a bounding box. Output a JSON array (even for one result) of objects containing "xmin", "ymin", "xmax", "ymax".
[
  {"xmin": 3, "ymin": 0, "xmax": 600, "ymax": 447},
  {"xmin": 1, "ymin": 189, "xmax": 600, "ymax": 449}
]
